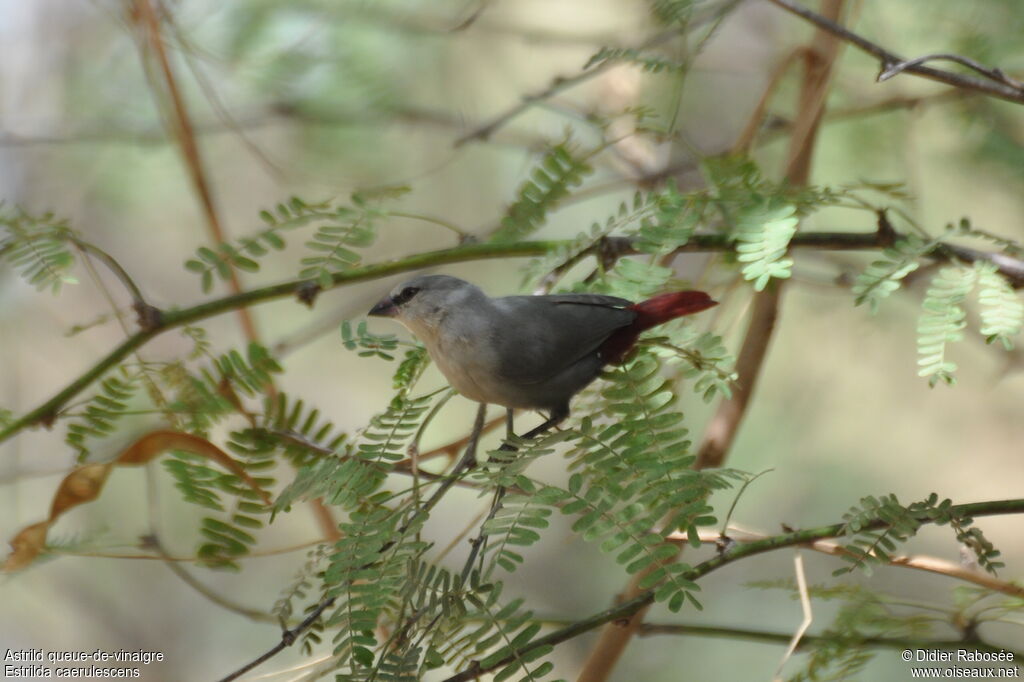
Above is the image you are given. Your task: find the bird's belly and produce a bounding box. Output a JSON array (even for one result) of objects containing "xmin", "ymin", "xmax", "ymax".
[
  {"xmin": 429, "ymin": 342, "xmax": 504, "ymax": 405},
  {"xmin": 428, "ymin": 331, "xmax": 532, "ymax": 405}
]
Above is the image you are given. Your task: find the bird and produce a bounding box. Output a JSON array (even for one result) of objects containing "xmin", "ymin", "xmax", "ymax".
[{"xmin": 368, "ymin": 274, "xmax": 717, "ymax": 443}]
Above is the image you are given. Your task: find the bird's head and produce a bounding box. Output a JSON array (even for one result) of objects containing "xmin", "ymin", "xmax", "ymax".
[{"xmin": 368, "ymin": 275, "xmax": 486, "ymax": 339}]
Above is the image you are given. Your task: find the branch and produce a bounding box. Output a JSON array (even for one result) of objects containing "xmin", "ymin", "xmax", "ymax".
[
  {"xmin": 0, "ymin": 106, "xmax": 546, "ymax": 151},
  {"xmin": 576, "ymin": 4, "xmax": 850, "ymax": 678},
  {"xmin": 3, "ymin": 230, "xmax": 1023, "ymax": 446},
  {"xmin": 679, "ymin": 529, "xmax": 1024, "ymax": 599},
  {"xmin": 441, "ymin": 497, "xmax": 1024, "ymax": 681},
  {"xmin": 132, "ymin": 0, "xmax": 261, "ymax": 343},
  {"xmin": 453, "ymin": 0, "xmax": 744, "ymax": 147},
  {"xmin": 638, "ymin": 622, "xmax": 1023, "ymax": 659},
  {"xmin": 763, "ymin": 0, "xmax": 1024, "ymax": 105},
  {"xmin": 878, "ymin": 53, "xmax": 1024, "ymax": 91}
]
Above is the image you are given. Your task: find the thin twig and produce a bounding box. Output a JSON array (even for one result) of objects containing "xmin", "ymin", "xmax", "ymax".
[
  {"xmin": 878, "ymin": 53, "xmax": 1024, "ymax": 90},
  {"xmin": 637, "ymin": 622, "xmax": 1021, "ymax": 658},
  {"xmin": 453, "ymin": 0, "xmax": 743, "ymax": 148},
  {"xmin": 146, "ymin": 535, "xmax": 276, "ymax": 623},
  {"xmin": 763, "ymin": 0, "xmax": 1024, "ymax": 105},
  {"xmin": 774, "ymin": 552, "xmax": 812, "ymax": 681}
]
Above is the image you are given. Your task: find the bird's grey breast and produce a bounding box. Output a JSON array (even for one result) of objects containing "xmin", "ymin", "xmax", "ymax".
[{"xmin": 424, "ymin": 306, "xmax": 506, "ymax": 405}]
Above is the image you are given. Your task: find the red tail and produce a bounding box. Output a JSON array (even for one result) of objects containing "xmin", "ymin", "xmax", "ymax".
[{"xmin": 600, "ymin": 291, "xmax": 717, "ymax": 364}]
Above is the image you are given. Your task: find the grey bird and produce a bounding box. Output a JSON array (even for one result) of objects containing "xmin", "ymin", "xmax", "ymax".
[{"xmin": 368, "ymin": 274, "xmax": 717, "ymax": 440}]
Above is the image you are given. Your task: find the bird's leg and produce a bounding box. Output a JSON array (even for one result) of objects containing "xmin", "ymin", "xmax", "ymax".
[
  {"xmin": 459, "ymin": 402, "xmax": 488, "ymax": 470},
  {"xmin": 419, "ymin": 403, "xmax": 487, "ymax": 516},
  {"xmin": 497, "ymin": 406, "xmax": 568, "ymax": 451},
  {"xmin": 462, "ymin": 406, "xmax": 570, "ymax": 582},
  {"xmin": 505, "ymin": 408, "xmax": 515, "ymax": 440}
]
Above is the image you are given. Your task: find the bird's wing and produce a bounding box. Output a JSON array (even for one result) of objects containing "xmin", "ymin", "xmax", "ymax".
[
  {"xmin": 491, "ymin": 295, "xmax": 635, "ymax": 386},
  {"xmin": 541, "ymin": 293, "xmax": 632, "ymax": 307}
]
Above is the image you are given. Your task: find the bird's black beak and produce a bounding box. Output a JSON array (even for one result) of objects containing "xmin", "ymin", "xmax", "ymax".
[{"xmin": 368, "ymin": 296, "xmax": 398, "ymax": 318}]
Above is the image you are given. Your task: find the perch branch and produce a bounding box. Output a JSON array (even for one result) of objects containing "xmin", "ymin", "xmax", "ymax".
[{"xmin": 3, "ymin": 230, "xmax": 1023, "ymax": 446}]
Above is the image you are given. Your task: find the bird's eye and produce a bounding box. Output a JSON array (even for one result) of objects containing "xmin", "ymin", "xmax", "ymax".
[{"xmin": 393, "ymin": 286, "xmax": 420, "ymax": 305}]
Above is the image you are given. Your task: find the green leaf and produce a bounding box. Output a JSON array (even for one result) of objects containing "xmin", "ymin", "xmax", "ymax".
[
  {"xmin": 492, "ymin": 140, "xmax": 594, "ymax": 242},
  {"xmin": 916, "ymin": 265, "xmax": 978, "ymax": 387},
  {"xmin": 733, "ymin": 199, "xmax": 798, "ymax": 291},
  {"xmin": 852, "ymin": 235, "xmax": 934, "ymax": 313},
  {"xmin": 974, "ymin": 261, "xmax": 1023, "ymax": 350}
]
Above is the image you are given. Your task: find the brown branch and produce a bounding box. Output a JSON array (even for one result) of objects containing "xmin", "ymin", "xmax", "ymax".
[
  {"xmin": 576, "ymin": 4, "xmax": 847, "ymax": 680},
  {"xmin": 763, "ymin": 0, "xmax": 1024, "ymax": 105},
  {"xmin": 131, "ymin": 0, "xmax": 260, "ymax": 343},
  {"xmin": 677, "ymin": 529, "xmax": 1024, "ymax": 599},
  {"xmin": 129, "ymin": 1, "xmax": 348, "ymax": 545},
  {"xmin": 732, "ymin": 48, "xmax": 805, "ymax": 154}
]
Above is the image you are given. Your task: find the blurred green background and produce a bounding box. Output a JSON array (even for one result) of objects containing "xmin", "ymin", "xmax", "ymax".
[{"xmin": 1, "ymin": 0, "xmax": 1022, "ymax": 679}]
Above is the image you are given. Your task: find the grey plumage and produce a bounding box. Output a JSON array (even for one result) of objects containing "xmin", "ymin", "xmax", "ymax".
[{"xmin": 368, "ymin": 274, "xmax": 636, "ymax": 419}]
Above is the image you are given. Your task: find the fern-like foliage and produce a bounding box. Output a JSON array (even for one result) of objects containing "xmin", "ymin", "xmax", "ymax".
[
  {"xmin": 835, "ymin": 493, "xmax": 1004, "ymax": 577},
  {"xmin": 185, "ymin": 196, "xmax": 318, "ymax": 292},
  {"xmin": 323, "ymin": 505, "xmax": 427, "ymax": 674},
  {"xmin": 953, "ymin": 216, "xmax": 1024, "ymax": 257},
  {"xmin": 392, "ymin": 346, "xmax": 429, "ymax": 392},
  {"xmin": 438, "ymin": 582, "xmax": 555, "ymax": 682},
  {"xmin": 184, "ymin": 194, "xmax": 385, "ymax": 292},
  {"xmin": 648, "ymin": 0, "xmax": 695, "ymax": 26},
  {"xmin": 472, "ymin": 432, "xmax": 575, "ymax": 577},
  {"xmin": 209, "ymin": 342, "xmax": 282, "ymax": 397},
  {"xmin": 151, "ymin": 344, "xmax": 283, "ymax": 568},
  {"xmin": 851, "ymin": 234, "xmax": 933, "ymax": 313},
  {"xmin": 733, "ymin": 199, "xmax": 799, "ymax": 291},
  {"xmin": 974, "ymin": 261, "xmax": 1023, "ymax": 349},
  {"xmin": 199, "ymin": 433, "xmax": 277, "ymax": 570},
  {"xmin": 584, "ymin": 46, "xmax": 686, "ymax": 73},
  {"xmin": 916, "ymin": 265, "xmax": 978, "ymax": 387},
  {"xmin": 522, "ymin": 189, "xmax": 663, "ymax": 284},
  {"xmin": 646, "ymin": 330, "xmax": 736, "ymax": 403},
  {"xmin": 232, "ymin": 392, "xmax": 349, "ymax": 469},
  {"xmin": 492, "ymin": 141, "xmax": 594, "ymax": 242},
  {"xmin": 341, "ymin": 320, "xmax": 404, "ymax": 361},
  {"xmin": 631, "ymin": 181, "xmax": 704, "ymax": 256},
  {"xmin": 165, "ymin": 342, "xmax": 281, "ymax": 434},
  {"xmin": 555, "ymin": 352, "xmax": 734, "ymax": 612},
  {"xmin": 597, "ymin": 257, "xmax": 674, "ymax": 301},
  {"xmin": 65, "ymin": 374, "xmax": 140, "ymax": 462},
  {"xmin": 299, "ymin": 198, "xmax": 379, "ymax": 288},
  {"xmin": 273, "ymin": 545, "xmax": 330, "ymax": 653},
  {"xmin": 0, "ymin": 206, "xmax": 78, "ymax": 293},
  {"xmin": 275, "ymin": 392, "xmax": 434, "ymax": 512}
]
